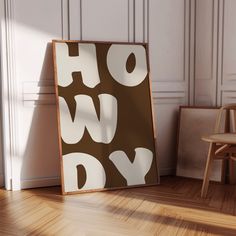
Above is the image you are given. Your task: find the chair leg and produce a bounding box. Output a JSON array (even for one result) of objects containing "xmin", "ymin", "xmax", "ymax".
[
  {"xmin": 221, "ymin": 159, "xmax": 227, "ymax": 184},
  {"xmin": 229, "ymin": 157, "xmax": 236, "ymax": 184},
  {"xmin": 201, "ymin": 142, "xmax": 215, "ymax": 198}
]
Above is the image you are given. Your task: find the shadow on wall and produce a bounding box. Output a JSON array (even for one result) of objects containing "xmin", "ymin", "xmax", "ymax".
[{"xmin": 20, "ymin": 43, "xmax": 61, "ymax": 189}]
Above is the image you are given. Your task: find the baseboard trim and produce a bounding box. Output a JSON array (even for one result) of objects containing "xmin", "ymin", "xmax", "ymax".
[
  {"xmin": 0, "ymin": 173, "xmax": 4, "ymax": 187},
  {"xmin": 21, "ymin": 176, "xmax": 61, "ymax": 189},
  {"xmin": 20, "ymin": 168, "xmax": 175, "ymax": 190},
  {"xmin": 160, "ymin": 168, "xmax": 176, "ymax": 176}
]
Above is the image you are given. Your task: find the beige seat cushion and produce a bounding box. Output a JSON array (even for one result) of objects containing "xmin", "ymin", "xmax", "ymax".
[{"xmin": 202, "ymin": 133, "xmax": 236, "ymax": 144}]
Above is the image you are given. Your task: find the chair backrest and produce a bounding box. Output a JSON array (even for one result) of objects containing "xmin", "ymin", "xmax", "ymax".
[{"xmin": 214, "ymin": 104, "xmax": 236, "ymax": 133}]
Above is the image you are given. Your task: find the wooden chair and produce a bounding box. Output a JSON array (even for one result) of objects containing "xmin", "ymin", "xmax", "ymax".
[{"xmin": 201, "ymin": 104, "xmax": 236, "ymax": 198}]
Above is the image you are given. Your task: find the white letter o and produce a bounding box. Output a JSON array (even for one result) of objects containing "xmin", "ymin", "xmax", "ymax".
[{"xmin": 107, "ymin": 44, "xmax": 148, "ymax": 87}]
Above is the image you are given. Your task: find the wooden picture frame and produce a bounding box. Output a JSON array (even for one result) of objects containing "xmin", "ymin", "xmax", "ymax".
[
  {"xmin": 176, "ymin": 106, "xmax": 222, "ymax": 181},
  {"xmin": 52, "ymin": 40, "xmax": 159, "ymax": 194}
]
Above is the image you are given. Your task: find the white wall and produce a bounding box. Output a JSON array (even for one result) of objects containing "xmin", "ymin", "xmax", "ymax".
[
  {"xmin": 194, "ymin": 0, "xmax": 236, "ymax": 106},
  {"xmin": 13, "ymin": 0, "xmax": 63, "ymax": 189},
  {"xmin": 148, "ymin": 0, "xmax": 190, "ymax": 174},
  {"xmin": 0, "ymin": 0, "xmax": 5, "ymax": 187},
  {"xmin": 194, "ymin": 0, "xmax": 218, "ymax": 105},
  {"xmin": 219, "ymin": 0, "xmax": 236, "ymax": 105},
  {"xmin": 0, "ymin": 0, "xmax": 236, "ymax": 189}
]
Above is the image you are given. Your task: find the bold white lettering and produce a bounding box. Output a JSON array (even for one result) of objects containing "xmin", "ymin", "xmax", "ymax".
[
  {"xmin": 55, "ymin": 43, "xmax": 100, "ymax": 88},
  {"xmin": 63, "ymin": 153, "xmax": 106, "ymax": 192},
  {"xmin": 109, "ymin": 148, "xmax": 153, "ymax": 185},
  {"xmin": 107, "ymin": 44, "xmax": 147, "ymax": 87},
  {"xmin": 59, "ymin": 94, "xmax": 118, "ymax": 144}
]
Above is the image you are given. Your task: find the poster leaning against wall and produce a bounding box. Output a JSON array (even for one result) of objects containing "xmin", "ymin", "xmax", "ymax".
[{"xmin": 52, "ymin": 40, "xmax": 159, "ymax": 194}]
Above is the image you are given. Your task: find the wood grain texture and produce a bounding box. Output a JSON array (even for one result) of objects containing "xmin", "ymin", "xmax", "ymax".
[
  {"xmin": 1, "ymin": 176, "xmax": 236, "ymax": 235},
  {"xmin": 201, "ymin": 104, "xmax": 236, "ymax": 197}
]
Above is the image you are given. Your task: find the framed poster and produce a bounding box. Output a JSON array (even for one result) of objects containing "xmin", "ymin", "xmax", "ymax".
[
  {"xmin": 52, "ymin": 40, "xmax": 159, "ymax": 194},
  {"xmin": 176, "ymin": 107, "xmax": 222, "ymax": 181}
]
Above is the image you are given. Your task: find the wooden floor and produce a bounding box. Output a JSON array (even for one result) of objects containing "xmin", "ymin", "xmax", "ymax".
[{"xmin": 1, "ymin": 177, "xmax": 236, "ymax": 236}]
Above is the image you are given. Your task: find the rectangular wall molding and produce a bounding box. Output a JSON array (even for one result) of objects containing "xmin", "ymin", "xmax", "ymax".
[
  {"xmin": 218, "ymin": 0, "xmax": 236, "ymax": 105},
  {"xmin": 69, "ymin": 0, "xmax": 81, "ymax": 39},
  {"xmin": 222, "ymin": 92, "xmax": 236, "ymax": 105},
  {"xmin": 152, "ymin": 92, "xmax": 186, "ymax": 105},
  {"xmin": 134, "ymin": 0, "xmax": 145, "ymax": 42},
  {"xmin": 23, "ymin": 81, "xmax": 56, "ymax": 105},
  {"xmin": 194, "ymin": 0, "xmax": 218, "ymax": 106},
  {"xmin": 62, "ymin": 0, "xmax": 69, "ymax": 39}
]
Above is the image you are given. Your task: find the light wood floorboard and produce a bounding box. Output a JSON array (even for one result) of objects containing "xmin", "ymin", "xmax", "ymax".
[{"xmin": 0, "ymin": 177, "xmax": 236, "ymax": 235}]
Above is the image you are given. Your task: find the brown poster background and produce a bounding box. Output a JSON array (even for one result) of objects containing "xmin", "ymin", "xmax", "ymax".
[{"xmin": 54, "ymin": 41, "xmax": 158, "ymax": 192}]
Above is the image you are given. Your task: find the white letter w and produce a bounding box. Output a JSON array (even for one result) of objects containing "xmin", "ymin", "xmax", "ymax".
[{"xmin": 59, "ymin": 94, "xmax": 118, "ymax": 144}]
